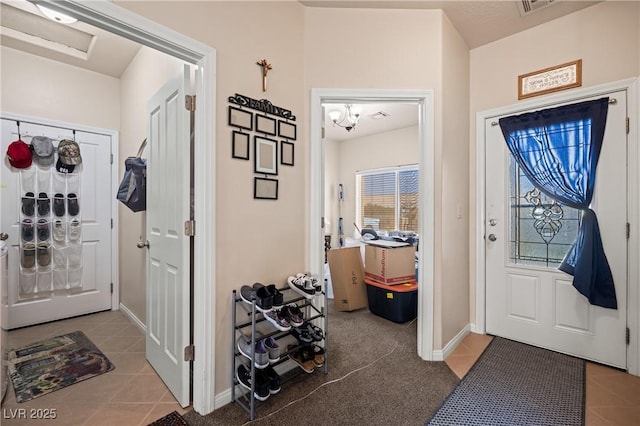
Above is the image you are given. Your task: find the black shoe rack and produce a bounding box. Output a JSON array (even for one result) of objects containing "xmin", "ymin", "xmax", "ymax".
[{"xmin": 231, "ymin": 284, "xmax": 328, "ymax": 420}]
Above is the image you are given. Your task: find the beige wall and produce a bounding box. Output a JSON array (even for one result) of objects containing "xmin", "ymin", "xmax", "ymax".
[
  {"xmin": 335, "ymin": 125, "xmax": 419, "ymax": 240},
  {"xmin": 115, "ymin": 1, "xmax": 307, "ymax": 395},
  {"xmin": 304, "ymin": 7, "xmax": 471, "ymax": 352},
  {"xmin": 469, "ymin": 1, "xmax": 640, "ymax": 323},
  {"xmin": 440, "ymin": 13, "xmax": 470, "ymax": 347},
  {"xmin": 0, "ymin": 46, "xmax": 120, "ymax": 130},
  {"xmin": 118, "ymin": 46, "xmax": 185, "ymax": 322}
]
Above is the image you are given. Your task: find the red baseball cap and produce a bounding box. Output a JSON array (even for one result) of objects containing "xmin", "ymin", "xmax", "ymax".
[{"xmin": 7, "ymin": 140, "xmax": 32, "ymax": 169}]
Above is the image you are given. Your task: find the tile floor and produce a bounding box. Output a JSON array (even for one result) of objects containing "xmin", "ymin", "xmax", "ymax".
[
  {"xmin": 444, "ymin": 333, "xmax": 640, "ymax": 426},
  {"xmin": 1, "ymin": 310, "xmax": 190, "ymax": 426}
]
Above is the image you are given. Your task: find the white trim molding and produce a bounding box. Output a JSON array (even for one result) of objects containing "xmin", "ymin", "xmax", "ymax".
[
  {"xmin": 433, "ymin": 324, "xmax": 471, "ymax": 361},
  {"xmin": 475, "ymin": 78, "xmax": 639, "ymax": 377},
  {"xmin": 310, "ymin": 88, "xmax": 435, "ymax": 360},
  {"xmin": 36, "ymin": 0, "xmax": 219, "ymax": 414}
]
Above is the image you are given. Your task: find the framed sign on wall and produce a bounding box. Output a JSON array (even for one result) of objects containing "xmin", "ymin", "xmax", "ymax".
[{"xmin": 518, "ymin": 60, "xmax": 582, "ymax": 100}]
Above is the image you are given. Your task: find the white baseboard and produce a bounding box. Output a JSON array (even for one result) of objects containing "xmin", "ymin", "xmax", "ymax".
[
  {"xmin": 215, "ymin": 388, "xmax": 233, "ymax": 408},
  {"xmin": 470, "ymin": 323, "xmax": 484, "ymax": 334},
  {"xmin": 433, "ymin": 324, "xmax": 471, "ymax": 361},
  {"xmin": 119, "ymin": 303, "xmax": 146, "ymax": 334}
]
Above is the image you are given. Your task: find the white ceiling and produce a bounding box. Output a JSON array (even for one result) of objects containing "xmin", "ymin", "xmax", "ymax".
[
  {"xmin": 1, "ymin": 0, "xmax": 601, "ymax": 140},
  {"xmin": 0, "ymin": 0, "xmax": 141, "ymax": 78}
]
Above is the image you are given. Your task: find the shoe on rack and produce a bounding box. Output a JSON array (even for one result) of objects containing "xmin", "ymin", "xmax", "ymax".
[
  {"xmin": 264, "ymin": 308, "xmax": 291, "ymax": 332},
  {"xmin": 291, "ymin": 326, "xmax": 313, "ymax": 344},
  {"xmin": 282, "ymin": 304, "xmax": 304, "ymax": 327},
  {"xmin": 237, "ymin": 336, "xmax": 269, "ymax": 369},
  {"xmin": 296, "ymin": 272, "xmax": 321, "ymax": 294},
  {"xmin": 236, "ymin": 364, "xmax": 270, "ymax": 401},
  {"xmin": 266, "ymin": 284, "xmax": 284, "ymax": 308},
  {"xmin": 240, "ymin": 285, "xmax": 256, "ymax": 304},
  {"xmin": 305, "ymin": 323, "xmax": 324, "ymax": 342},
  {"xmin": 240, "ymin": 284, "xmax": 272, "ymax": 312},
  {"xmin": 287, "ymin": 345, "xmax": 315, "ymax": 374},
  {"xmin": 261, "ymin": 365, "xmax": 281, "ymax": 394},
  {"xmin": 252, "ymin": 283, "xmax": 274, "ymax": 312},
  {"xmin": 264, "ymin": 336, "xmax": 280, "ymax": 363},
  {"xmin": 288, "ymin": 275, "xmax": 316, "ymax": 299},
  {"xmin": 300, "ymin": 345, "xmax": 325, "ymax": 367}
]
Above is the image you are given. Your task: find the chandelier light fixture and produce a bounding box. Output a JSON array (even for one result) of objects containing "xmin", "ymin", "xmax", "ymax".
[{"xmin": 328, "ymin": 104, "xmax": 362, "ymax": 132}]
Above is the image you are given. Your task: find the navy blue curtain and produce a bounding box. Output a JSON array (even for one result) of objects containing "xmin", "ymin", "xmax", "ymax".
[{"xmin": 498, "ymin": 97, "xmax": 617, "ymax": 309}]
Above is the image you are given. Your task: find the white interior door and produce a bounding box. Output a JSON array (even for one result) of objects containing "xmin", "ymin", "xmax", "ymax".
[
  {"xmin": 485, "ymin": 91, "xmax": 628, "ymax": 368},
  {"xmin": 145, "ymin": 67, "xmax": 191, "ymax": 407},
  {"xmin": 0, "ymin": 119, "xmax": 113, "ymax": 329}
]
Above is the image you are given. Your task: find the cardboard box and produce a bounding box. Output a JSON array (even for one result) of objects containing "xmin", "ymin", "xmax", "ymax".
[
  {"xmin": 327, "ymin": 247, "xmax": 368, "ymax": 311},
  {"xmin": 364, "ymin": 241, "xmax": 416, "ymax": 285}
]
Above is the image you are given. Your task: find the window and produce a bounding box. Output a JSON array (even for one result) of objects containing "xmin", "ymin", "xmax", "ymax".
[
  {"xmin": 509, "ymin": 158, "xmax": 580, "ymax": 268},
  {"xmin": 356, "ymin": 166, "xmax": 419, "ymax": 233}
]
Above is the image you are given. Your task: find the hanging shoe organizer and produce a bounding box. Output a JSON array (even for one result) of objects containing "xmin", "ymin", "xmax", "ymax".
[{"xmin": 18, "ymin": 141, "xmax": 82, "ymax": 298}]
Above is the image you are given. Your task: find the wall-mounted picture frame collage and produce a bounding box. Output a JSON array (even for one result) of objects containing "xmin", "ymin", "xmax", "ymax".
[{"xmin": 227, "ymin": 93, "xmax": 297, "ymax": 200}]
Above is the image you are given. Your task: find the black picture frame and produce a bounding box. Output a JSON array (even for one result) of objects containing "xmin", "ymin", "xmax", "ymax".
[
  {"xmin": 278, "ymin": 121, "xmax": 297, "ymax": 140},
  {"xmin": 255, "ymin": 115, "xmax": 277, "ymax": 136},
  {"xmin": 280, "ymin": 141, "xmax": 294, "ymax": 166},
  {"xmin": 231, "ymin": 131, "xmax": 250, "ymax": 160},
  {"xmin": 254, "ymin": 177, "xmax": 278, "ymax": 200},
  {"xmin": 254, "ymin": 136, "xmax": 278, "ymax": 175},
  {"xmin": 228, "ymin": 106, "xmax": 253, "ymax": 130}
]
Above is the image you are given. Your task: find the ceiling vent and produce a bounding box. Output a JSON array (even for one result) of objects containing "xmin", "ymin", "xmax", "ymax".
[
  {"xmin": 370, "ymin": 111, "xmax": 390, "ymax": 120},
  {"xmin": 517, "ymin": 0, "xmax": 557, "ymax": 16}
]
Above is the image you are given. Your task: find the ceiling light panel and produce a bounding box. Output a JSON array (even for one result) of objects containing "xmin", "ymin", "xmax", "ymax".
[{"xmin": 1, "ymin": 3, "xmax": 94, "ymax": 55}]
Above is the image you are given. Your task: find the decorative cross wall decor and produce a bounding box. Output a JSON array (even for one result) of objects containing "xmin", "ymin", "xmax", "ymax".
[{"xmin": 256, "ymin": 59, "xmax": 272, "ymax": 92}]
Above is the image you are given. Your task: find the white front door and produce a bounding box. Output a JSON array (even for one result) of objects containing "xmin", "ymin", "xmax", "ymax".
[
  {"xmin": 485, "ymin": 91, "xmax": 628, "ymax": 368},
  {"xmin": 0, "ymin": 119, "xmax": 113, "ymax": 329},
  {"xmin": 145, "ymin": 67, "xmax": 192, "ymax": 407}
]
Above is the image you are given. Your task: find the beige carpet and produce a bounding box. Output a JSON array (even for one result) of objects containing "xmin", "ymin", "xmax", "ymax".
[{"xmin": 184, "ymin": 304, "xmax": 458, "ymax": 426}]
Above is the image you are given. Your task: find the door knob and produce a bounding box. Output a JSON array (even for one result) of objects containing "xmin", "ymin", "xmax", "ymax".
[
  {"xmin": 488, "ymin": 234, "xmax": 497, "ymax": 242},
  {"xmin": 0, "ymin": 232, "xmax": 8, "ymax": 241},
  {"xmin": 137, "ymin": 240, "xmax": 150, "ymax": 248}
]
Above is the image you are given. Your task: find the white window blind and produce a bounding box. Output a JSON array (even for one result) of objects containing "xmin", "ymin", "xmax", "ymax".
[{"xmin": 357, "ymin": 166, "xmax": 419, "ymax": 233}]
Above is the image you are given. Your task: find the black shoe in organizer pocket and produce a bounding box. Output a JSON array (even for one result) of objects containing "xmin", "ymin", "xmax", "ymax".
[
  {"xmin": 22, "ymin": 192, "xmax": 35, "ymax": 216},
  {"xmin": 67, "ymin": 193, "xmax": 79, "ymax": 216},
  {"xmin": 21, "ymin": 219, "xmax": 34, "ymax": 242},
  {"xmin": 37, "ymin": 219, "xmax": 50, "ymax": 241},
  {"xmin": 37, "ymin": 192, "xmax": 50, "ymax": 216},
  {"xmin": 53, "ymin": 194, "xmax": 65, "ymax": 217}
]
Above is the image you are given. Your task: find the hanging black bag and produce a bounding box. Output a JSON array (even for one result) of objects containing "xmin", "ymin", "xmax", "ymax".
[{"xmin": 117, "ymin": 139, "xmax": 147, "ymax": 212}]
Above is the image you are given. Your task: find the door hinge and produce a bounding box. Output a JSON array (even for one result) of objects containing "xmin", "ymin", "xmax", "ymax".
[
  {"xmin": 184, "ymin": 344, "xmax": 195, "ymax": 361},
  {"xmin": 626, "ymin": 327, "xmax": 630, "ymax": 345},
  {"xmin": 185, "ymin": 95, "xmax": 196, "ymax": 112},
  {"xmin": 626, "ymin": 223, "xmax": 630, "ymax": 239},
  {"xmin": 626, "ymin": 117, "xmax": 630, "ymax": 134},
  {"xmin": 184, "ymin": 220, "xmax": 195, "ymax": 237},
  {"xmin": 111, "ymin": 218, "xmax": 114, "ymax": 229},
  {"xmin": 110, "ymin": 283, "xmax": 113, "ymax": 294},
  {"xmin": 110, "ymin": 153, "xmax": 114, "ymax": 164}
]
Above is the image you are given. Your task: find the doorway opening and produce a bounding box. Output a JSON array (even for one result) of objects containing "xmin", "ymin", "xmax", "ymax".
[
  {"xmin": 3, "ymin": 0, "xmax": 217, "ymax": 414},
  {"xmin": 310, "ymin": 89, "xmax": 435, "ymax": 360}
]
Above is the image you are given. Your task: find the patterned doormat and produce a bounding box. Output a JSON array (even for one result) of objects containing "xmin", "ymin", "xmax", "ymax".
[
  {"xmin": 148, "ymin": 410, "xmax": 189, "ymax": 425},
  {"xmin": 427, "ymin": 337, "xmax": 585, "ymax": 426},
  {"xmin": 6, "ymin": 330, "xmax": 115, "ymax": 403}
]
